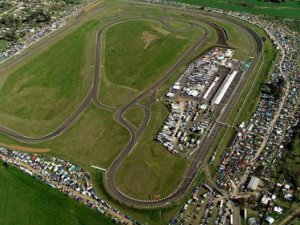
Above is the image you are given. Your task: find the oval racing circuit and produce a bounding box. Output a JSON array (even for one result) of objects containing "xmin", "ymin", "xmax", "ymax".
[{"xmin": 0, "ymin": 2, "xmax": 262, "ymax": 209}]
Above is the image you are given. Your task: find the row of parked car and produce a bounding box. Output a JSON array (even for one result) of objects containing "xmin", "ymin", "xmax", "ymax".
[{"xmin": 0, "ymin": 148, "xmax": 137, "ymax": 225}]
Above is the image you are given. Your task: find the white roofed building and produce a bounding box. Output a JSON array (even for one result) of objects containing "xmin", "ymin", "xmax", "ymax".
[{"xmin": 247, "ymin": 176, "xmax": 260, "ymax": 191}]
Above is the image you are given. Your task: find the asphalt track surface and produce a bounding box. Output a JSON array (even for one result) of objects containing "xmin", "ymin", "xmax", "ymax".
[{"xmin": 0, "ymin": 2, "xmax": 262, "ymax": 209}]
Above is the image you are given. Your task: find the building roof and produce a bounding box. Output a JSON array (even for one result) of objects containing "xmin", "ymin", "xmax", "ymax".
[
  {"xmin": 247, "ymin": 176, "xmax": 260, "ymax": 191},
  {"xmin": 266, "ymin": 216, "xmax": 275, "ymax": 224}
]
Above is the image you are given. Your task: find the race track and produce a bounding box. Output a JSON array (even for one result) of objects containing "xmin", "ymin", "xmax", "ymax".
[{"xmin": 0, "ymin": 2, "xmax": 262, "ymax": 209}]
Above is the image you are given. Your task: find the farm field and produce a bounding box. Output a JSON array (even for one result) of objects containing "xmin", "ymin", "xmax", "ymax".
[
  {"xmin": 0, "ymin": 163, "xmax": 114, "ymax": 225},
  {"xmin": 172, "ymin": 0, "xmax": 300, "ymax": 19}
]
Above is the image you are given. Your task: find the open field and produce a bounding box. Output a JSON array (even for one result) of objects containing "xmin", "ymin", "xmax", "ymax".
[
  {"xmin": 99, "ymin": 19, "xmax": 204, "ymax": 106},
  {"xmin": 0, "ymin": 104, "xmax": 129, "ymax": 169},
  {"xmin": 0, "ymin": 40, "xmax": 7, "ymax": 50},
  {"xmin": 0, "ymin": 163, "xmax": 114, "ymax": 225},
  {"xmin": 0, "ymin": 20, "xmax": 100, "ymax": 136},
  {"xmin": 173, "ymin": 0, "xmax": 300, "ymax": 19},
  {"xmin": 39, "ymin": 104, "xmax": 130, "ymax": 169}
]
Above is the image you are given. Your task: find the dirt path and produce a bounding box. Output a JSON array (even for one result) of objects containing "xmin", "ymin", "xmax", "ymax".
[{"xmin": 0, "ymin": 142, "xmax": 50, "ymax": 153}]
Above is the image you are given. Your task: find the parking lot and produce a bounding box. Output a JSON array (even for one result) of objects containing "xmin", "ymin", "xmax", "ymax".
[{"xmin": 170, "ymin": 183, "xmax": 233, "ymax": 225}]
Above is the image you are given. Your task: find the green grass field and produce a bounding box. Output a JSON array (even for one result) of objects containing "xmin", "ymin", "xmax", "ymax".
[
  {"xmin": 0, "ymin": 163, "xmax": 114, "ymax": 225},
  {"xmin": 0, "ymin": 104, "xmax": 130, "ymax": 171},
  {"xmin": 99, "ymin": 19, "xmax": 204, "ymax": 106},
  {"xmin": 40, "ymin": 104, "xmax": 130, "ymax": 169},
  {"xmin": 0, "ymin": 20, "xmax": 100, "ymax": 136},
  {"xmin": 173, "ymin": 0, "xmax": 300, "ymax": 19}
]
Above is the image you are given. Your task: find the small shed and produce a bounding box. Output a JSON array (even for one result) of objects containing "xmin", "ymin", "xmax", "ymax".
[{"xmin": 265, "ymin": 216, "xmax": 275, "ymax": 224}]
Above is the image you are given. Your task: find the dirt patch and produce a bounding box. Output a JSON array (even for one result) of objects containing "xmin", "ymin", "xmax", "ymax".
[
  {"xmin": 151, "ymin": 24, "xmax": 170, "ymax": 36},
  {"xmin": 0, "ymin": 142, "xmax": 50, "ymax": 153},
  {"xmin": 175, "ymin": 34, "xmax": 186, "ymax": 39},
  {"xmin": 142, "ymin": 31, "xmax": 159, "ymax": 49}
]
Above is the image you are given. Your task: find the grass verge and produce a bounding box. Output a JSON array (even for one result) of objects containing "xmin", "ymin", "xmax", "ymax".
[{"xmin": 124, "ymin": 107, "xmax": 145, "ymax": 129}]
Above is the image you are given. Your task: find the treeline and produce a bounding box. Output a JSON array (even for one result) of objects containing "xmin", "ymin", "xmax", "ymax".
[{"xmin": 260, "ymin": 0, "xmax": 286, "ymax": 3}]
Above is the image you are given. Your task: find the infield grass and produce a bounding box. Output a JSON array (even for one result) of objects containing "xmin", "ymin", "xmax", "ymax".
[
  {"xmin": 42, "ymin": 104, "xmax": 130, "ymax": 169},
  {"xmin": 115, "ymin": 102, "xmax": 189, "ymax": 200},
  {"xmin": 124, "ymin": 107, "xmax": 145, "ymax": 129},
  {"xmin": 99, "ymin": 19, "xmax": 204, "ymax": 106},
  {"xmin": 0, "ymin": 163, "xmax": 114, "ymax": 225},
  {"xmin": 91, "ymin": 167, "xmax": 206, "ymax": 225}
]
